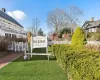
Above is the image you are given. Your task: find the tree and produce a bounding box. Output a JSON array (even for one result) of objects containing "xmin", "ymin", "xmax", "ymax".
[
  {"xmin": 59, "ymin": 28, "xmax": 71, "ymax": 38},
  {"xmin": 67, "ymin": 6, "xmax": 83, "ymax": 24},
  {"xmin": 47, "ymin": 8, "xmax": 69, "ymax": 34},
  {"xmin": 67, "ymin": 6, "xmax": 83, "ymax": 34},
  {"xmin": 38, "ymin": 28, "xmax": 44, "ymax": 36},
  {"xmin": 71, "ymin": 27, "xmax": 86, "ymax": 46},
  {"xmin": 47, "ymin": 6, "xmax": 83, "ymax": 34},
  {"xmin": 28, "ymin": 17, "xmax": 40, "ymax": 36}
]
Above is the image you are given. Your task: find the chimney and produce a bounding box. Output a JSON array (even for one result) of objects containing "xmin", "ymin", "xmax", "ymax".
[
  {"xmin": 1, "ymin": 8, "xmax": 6, "ymax": 13},
  {"xmin": 91, "ymin": 17, "xmax": 94, "ymax": 21}
]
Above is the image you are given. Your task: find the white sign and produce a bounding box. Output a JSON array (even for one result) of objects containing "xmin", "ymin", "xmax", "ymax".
[{"xmin": 32, "ymin": 36, "xmax": 47, "ymax": 48}]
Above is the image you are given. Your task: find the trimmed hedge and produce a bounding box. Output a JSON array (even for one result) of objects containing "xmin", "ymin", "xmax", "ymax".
[{"xmin": 53, "ymin": 44, "xmax": 100, "ymax": 80}]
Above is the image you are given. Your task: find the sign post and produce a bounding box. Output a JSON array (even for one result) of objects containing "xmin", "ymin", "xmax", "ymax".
[
  {"xmin": 25, "ymin": 36, "xmax": 51, "ymax": 61},
  {"xmin": 31, "ymin": 36, "xmax": 33, "ymax": 58}
]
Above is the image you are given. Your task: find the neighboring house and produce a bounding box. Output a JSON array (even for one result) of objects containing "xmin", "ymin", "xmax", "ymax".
[
  {"xmin": 49, "ymin": 33, "xmax": 58, "ymax": 41},
  {"xmin": 82, "ymin": 17, "xmax": 100, "ymax": 33},
  {"xmin": 0, "ymin": 8, "xmax": 26, "ymax": 39}
]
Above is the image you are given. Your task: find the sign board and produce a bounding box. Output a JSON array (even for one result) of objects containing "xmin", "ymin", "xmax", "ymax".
[{"xmin": 32, "ymin": 36, "xmax": 47, "ymax": 48}]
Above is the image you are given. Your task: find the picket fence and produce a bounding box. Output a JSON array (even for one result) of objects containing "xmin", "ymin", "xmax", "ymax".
[
  {"xmin": 9, "ymin": 41, "xmax": 69, "ymax": 52},
  {"xmin": 8, "ymin": 42, "xmax": 28, "ymax": 52},
  {"xmin": 8, "ymin": 41, "xmax": 100, "ymax": 52}
]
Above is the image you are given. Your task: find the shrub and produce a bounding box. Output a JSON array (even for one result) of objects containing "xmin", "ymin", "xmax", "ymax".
[
  {"xmin": 53, "ymin": 44, "xmax": 100, "ymax": 80},
  {"xmin": 85, "ymin": 44, "xmax": 100, "ymax": 52},
  {"xmin": 71, "ymin": 27, "xmax": 86, "ymax": 46},
  {"xmin": 15, "ymin": 38, "xmax": 26, "ymax": 42},
  {"xmin": 0, "ymin": 40, "xmax": 9, "ymax": 51},
  {"xmin": 87, "ymin": 32, "xmax": 93, "ymax": 38},
  {"xmin": 0, "ymin": 36, "xmax": 11, "ymax": 52},
  {"xmin": 87, "ymin": 32, "xmax": 100, "ymax": 41}
]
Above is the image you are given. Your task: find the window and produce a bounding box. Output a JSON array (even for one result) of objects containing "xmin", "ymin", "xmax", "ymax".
[
  {"xmin": 89, "ymin": 29, "xmax": 91, "ymax": 32},
  {"xmin": 91, "ymin": 28, "xmax": 96, "ymax": 32},
  {"xmin": 12, "ymin": 34, "xmax": 16, "ymax": 39},
  {"xmin": 5, "ymin": 33, "xmax": 11, "ymax": 38},
  {"xmin": 5, "ymin": 33, "xmax": 8, "ymax": 38},
  {"xmin": 8, "ymin": 22, "xmax": 10, "ymax": 24},
  {"xmin": 9, "ymin": 34, "xmax": 11, "ymax": 38}
]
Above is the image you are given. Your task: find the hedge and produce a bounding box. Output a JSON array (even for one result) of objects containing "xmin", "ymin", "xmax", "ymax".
[{"xmin": 53, "ymin": 44, "xmax": 100, "ymax": 80}]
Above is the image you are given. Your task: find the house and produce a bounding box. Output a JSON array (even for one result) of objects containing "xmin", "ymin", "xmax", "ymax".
[
  {"xmin": 49, "ymin": 33, "xmax": 58, "ymax": 41},
  {"xmin": 82, "ymin": 17, "xmax": 100, "ymax": 33},
  {"xmin": 0, "ymin": 8, "xmax": 26, "ymax": 39}
]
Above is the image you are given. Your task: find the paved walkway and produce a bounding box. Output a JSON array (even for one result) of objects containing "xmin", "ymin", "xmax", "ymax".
[{"xmin": 0, "ymin": 52, "xmax": 23, "ymax": 69}]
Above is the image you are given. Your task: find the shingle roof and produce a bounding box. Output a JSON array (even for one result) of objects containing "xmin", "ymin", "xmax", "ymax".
[
  {"xmin": 82, "ymin": 20, "xmax": 100, "ymax": 29},
  {"xmin": 0, "ymin": 10, "xmax": 23, "ymax": 28}
]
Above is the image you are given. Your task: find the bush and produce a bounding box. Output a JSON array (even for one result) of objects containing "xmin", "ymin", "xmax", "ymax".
[
  {"xmin": 53, "ymin": 44, "xmax": 100, "ymax": 80},
  {"xmin": 0, "ymin": 40, "xmax": 9, "ymax": 51},
  {"xmin": 15, "ymin": 38, "xmax": 26, "ymax": 42},
  {"xmin": 87, "ymin": 32, "xmax": 100, "ymax": 41},
  {"xmin": 0, "ymin": 36, "xmax": 11, "ymax": 52},
  {"xmin": 71, "ymin": 27, "xmax": 86, "ymax": 46},
  {"xmin": 85, "ymin": 44, "xmax": 100, "ymax": 52}
]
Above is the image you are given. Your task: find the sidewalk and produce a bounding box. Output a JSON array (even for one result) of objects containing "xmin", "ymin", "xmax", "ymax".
[{"xmin": 0, "ymin": 52, "xmax": 23, "ymax": 69}]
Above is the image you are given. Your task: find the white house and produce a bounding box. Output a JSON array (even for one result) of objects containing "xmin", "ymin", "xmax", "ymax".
[{"xmin": 0, "ymin": 8, "xmax": 26, "ymax": 39}]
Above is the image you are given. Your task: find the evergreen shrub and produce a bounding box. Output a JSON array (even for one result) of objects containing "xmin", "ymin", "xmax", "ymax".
[
  {"xmin": 71, "ymin": 27, "xmax": 86, "ymax": 46},
  {"xmin": 53, "ymin": 44, "xmax": 100, "ymax": 80}
]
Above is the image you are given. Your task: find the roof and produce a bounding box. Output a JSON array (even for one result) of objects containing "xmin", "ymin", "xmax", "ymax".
[
  {"xmin": 82, "ymin": 20, "xmax": 100, "ymax": 29},
  {"xmin": 0, "ymin": 10, "xmax": 23, "ymax": 28}
]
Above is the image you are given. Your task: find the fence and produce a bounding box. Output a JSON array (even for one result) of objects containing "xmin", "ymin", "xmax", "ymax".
[
  {"xmin": 8, "ymin": 42, "xmax": 28, "ymax": 52},
  {"xmin": 87, "ymin": 41, "xmax": 100, "ymax": 45},
  {"xmin": 52, "ymin": 41, "xmax": 71, "ymax": 44},
  {"xmin": 8, "ymin": 41, "xmax": 100, "ymax": 52},
  {"xmin": 48, "ymin": 41, "xmax": 100, "ymax": 45},
  {"xmin": 48, "ymin": 41, "xmax": 71, "ymax": 45}
]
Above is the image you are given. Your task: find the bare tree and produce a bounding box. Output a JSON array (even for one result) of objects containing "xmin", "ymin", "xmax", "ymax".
[
  {"xmin": 67, "ymin": 6, "xmax": 83, "ymax": 24},
  {"xmin": 47, "ymin": 8, "xmax": 69, "ymax": 34},
  {"xmin": 67, "ymin": 6, "xmax": 83, "ymax": 33},
  {"xmin": 47, "ymin": 6, "xmax": 83, "ymax": 34},
  {"xmin": 28, "ymin": 17, "xmax": 40, "ymax": 36}
]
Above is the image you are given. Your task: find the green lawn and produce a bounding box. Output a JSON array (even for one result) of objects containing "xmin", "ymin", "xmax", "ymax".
[{"xmin": 0, "ymin": 55, "xmax": 67, "ymax": 80}]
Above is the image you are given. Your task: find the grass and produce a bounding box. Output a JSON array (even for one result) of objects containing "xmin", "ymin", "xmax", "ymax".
[
  {"xmin": 0, "ymin": 55, "xmax": 67, "ymax": 80},
  {"xmin": 32, "ymin": 46, "xmax": 53, "ymax": 53}
]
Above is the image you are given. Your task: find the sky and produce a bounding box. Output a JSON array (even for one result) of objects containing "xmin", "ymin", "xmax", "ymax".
[{"xmin": 0, "ymin": 0, "xmax": 100, "ymax": 34}]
